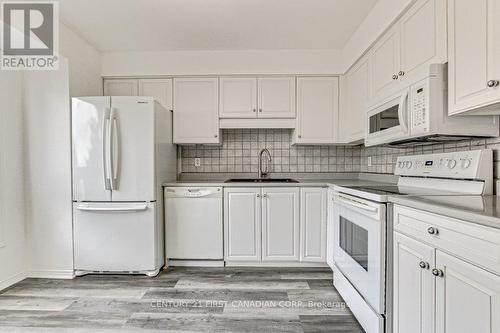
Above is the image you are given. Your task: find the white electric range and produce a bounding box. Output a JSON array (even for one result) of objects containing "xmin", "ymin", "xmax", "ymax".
[{"xmin": 330, "ymin": 149, "xmax": 493, "ymax": 333}]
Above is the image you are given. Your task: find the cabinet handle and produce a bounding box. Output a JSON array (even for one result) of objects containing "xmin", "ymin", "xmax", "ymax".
[
  {"xmin": 256, "ymin": 194, "xmax": 261, "ymax": 198},
  {"xmin": 392, "ymin": 74, "xmax": 399, "ymax": 80},
  {"xmin": 253, "ymin": 109, "xmax": 256, "ymax": 113},
  {"xmin": 398, "ymin": 71, "xmax": 405, "ymax": 76},
  {"xmin": 298, "ymin": 135, "xmax": 302, "ymax": 138},
  {"xmin": 214, "ymin": 134, "xmax": 218, "ymax": 138},
  {"xmin": 487, "ymin": 80, "xmax": 499, "ymax": 88},
  {"xmin": 432, "ymin": 268, "xmax": 444, "ymax": 277},
  {"xmin": 419, "ymin": 261, "xmax": 429, "ymax": 269},
  {"xmin": 263, "ymin": 194, "xmax": 268, "ymax": 198},
  {"xmin": 259, "ymin": 109, "xmax": 263, "ymax": 113},
  {"xmin": 427, "ymin": 227, "xmax": 438, "ymax": 235}
]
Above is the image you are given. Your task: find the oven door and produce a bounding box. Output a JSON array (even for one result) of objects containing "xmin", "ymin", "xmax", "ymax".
[
  {"xmin": 365, "ymin": 89, "xmax": 410, "ymax": 147},
  {"xmin": 333, "ymin": 193, "xmax": 386, "ymax": 313}
]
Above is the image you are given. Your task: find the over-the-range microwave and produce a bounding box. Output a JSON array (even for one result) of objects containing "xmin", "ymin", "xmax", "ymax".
[{"xmin": 365, "ymin": 64, "xmax": 499, "ymax": 147}]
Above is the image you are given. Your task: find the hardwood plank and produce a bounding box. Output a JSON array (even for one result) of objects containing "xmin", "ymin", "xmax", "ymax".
[
  {"xmin": 142, "ymin": 288, "xmax": 289, "ymax": 301},
  {"xmin": 0, "ymin": 296, "xmax": 76, "ymax": 311},
  {"xmin": 299, "ymin": 315, "xmax": 364, "ymax": 333},
  {"xmin": 175, "ymin": 279, "xmax": 310, "ymax": 290}
]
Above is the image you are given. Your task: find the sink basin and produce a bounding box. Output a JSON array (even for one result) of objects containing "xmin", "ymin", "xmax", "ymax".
[{"xmin": 225, "ymin": 178, "xmax": 299, "ymax": 183}]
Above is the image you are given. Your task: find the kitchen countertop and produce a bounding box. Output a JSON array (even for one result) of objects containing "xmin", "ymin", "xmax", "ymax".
[
  {"xmin": 163, "ymin": 178, "xmax": 394, "ymax": 188},
  {"xmin": 389, "ymin": 195, "xmax": 500, "ymax": 230}
]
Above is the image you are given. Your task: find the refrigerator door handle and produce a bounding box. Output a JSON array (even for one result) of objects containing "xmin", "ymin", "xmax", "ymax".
[
  {"xmin": 102, "ymin": 108, "xmax": 111, "ymax": 190},
  {"xmin": 75, "ymin": 203, "xmax": 148, "ymax": 212},
  {"xmin": 109, "ymin": 108, "xmax": 120, "ymax": 191}
]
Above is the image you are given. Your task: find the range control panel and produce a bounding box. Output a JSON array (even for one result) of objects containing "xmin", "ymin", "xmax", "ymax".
[{"xmin": 395, "ymin": 149, "xmax": 492, "ymax": 179}]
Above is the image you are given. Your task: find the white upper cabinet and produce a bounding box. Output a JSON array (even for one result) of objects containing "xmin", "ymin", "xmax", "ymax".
[
  {"xmin": 371, "ymin": 25, "xmax": 401, "ymax": 98},
  {"xmin": 219, "ymin": 77, "xmax": 257, "ymax": 118},
  {"xmin": 257, "ymin": 77, "xmax": 296, "ymax": 118},
  {"xmin": 173, "ymin": 77, "xmax": 220, "ymax": 144},
  {"xmin": 138, "ymin": 79, "xmax": 173, "ymax": 110},
  {"xmin": 104, "ymin": 79, "xmax": 138, "ymax": 96},
  {"xmin": 300, "ymin": 188, "xmax": 327, "ymax": 262},
  {"xmin": 339, "ymin": 57, "xmax": 370, "ymax": 143},
  {"xmin": 296, "ymin": 77, "xmax": 339, "ymax": 144},
  {"xmin": 400, "ymin": 0, "xmax": 447, "ymax": 80},
  {"xmin": 261, "ymin": 188, "xmax": 300, "ymax": 262},
  {"xmin": 448, "ymin": 0, "xmax": 500, "ymax": 115},
  {"xmin": 370, "ymin": 0, "xmax": 447, "ymax": 100}
]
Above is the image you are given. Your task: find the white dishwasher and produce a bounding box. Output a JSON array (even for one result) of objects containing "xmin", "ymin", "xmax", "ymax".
[{"xmin": 165, "ymin": 187, "xmax": 223, "ymax": 262}]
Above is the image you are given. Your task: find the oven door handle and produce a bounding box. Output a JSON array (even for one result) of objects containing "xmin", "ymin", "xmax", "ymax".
[{"xmin": 335, "ymin": 195, "xmax": 378, "ymax": 213}]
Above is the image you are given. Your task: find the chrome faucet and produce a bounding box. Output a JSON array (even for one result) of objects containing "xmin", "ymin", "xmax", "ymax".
[{"xmin": 258, "ymin": 148, "xmax": 272, "ymax": 179}]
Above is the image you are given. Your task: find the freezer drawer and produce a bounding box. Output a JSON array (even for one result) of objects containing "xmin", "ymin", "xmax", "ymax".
[
  {"xmin": 165, "ymin": 187, "xmax": 223, "ymax": 259},
  {"xmin": 73, "ymin": 202, "xmax": 158, "ymax": 273}
]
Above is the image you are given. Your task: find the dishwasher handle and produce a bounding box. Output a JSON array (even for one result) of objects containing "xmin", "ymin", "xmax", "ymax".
[{"xmin": 165, "ymin": 187, "xmax": 222, "ymax": 198}]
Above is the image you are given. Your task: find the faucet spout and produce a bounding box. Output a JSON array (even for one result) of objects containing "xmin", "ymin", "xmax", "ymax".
[{"xmin": 258, "ymin": 148, "xmax": 272, "ymax": 179}]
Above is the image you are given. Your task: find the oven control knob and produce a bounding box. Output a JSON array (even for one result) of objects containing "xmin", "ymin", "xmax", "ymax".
[
  {"xmin": 461, "ymin": 159, "xmax": 472, "ymax": 169},
  {"xmin": 446, "ymin": 159, "xmax": 457, "ymax": 169},
  {"xmin": 398, "ymin": 161, "xmax": 405, "ymax": 168},
  {"xmin": 406, "ymin": 161, "xmax": 413, "ymax": 169}
]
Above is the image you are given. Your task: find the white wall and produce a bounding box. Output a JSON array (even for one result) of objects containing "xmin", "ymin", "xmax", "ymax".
[
  {"xmin": 0, "ymin": 72, "xmax": 27, "ymax": 289},
  {"xmin": 101, "ymin": 49, "xmax": 343, "ymax": 77},
  {"xmin": 19, "ymin": 23, "xmax": 102, "ymax": 280},
  {"xmin": 23, "ymin": 59, "xmax": 74, "ymax": 278},
  {"xmin": 60, "ymin": 23, "xmax": 102, "ymax": 96},
  {"xmin": 341, "ymin": 0, "xmax": 414, "ymax": 71}
]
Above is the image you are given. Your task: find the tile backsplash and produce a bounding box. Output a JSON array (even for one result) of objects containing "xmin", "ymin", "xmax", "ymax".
[{"xmin": 180, "ymin": 129, "xmax": 500, "ymax": 180}]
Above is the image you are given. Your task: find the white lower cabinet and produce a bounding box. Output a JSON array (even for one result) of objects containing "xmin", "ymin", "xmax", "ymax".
[
  {"xmin": 262, "ymin": 188, "xmax": 300, "ymax": 261},
  {"xmin": 300, "ymin": 188, "xmax": 327, "ymax": 262},
  {"xmin": 224, "ymin": 187, "xmax": 326, "ymax": 264},
  {"xmin": 224, "ymin": 188, "xmax": 261, "ymax": 261},
  {"xmin": 435, "ymin": 250, "xmax": 500, "ymax": 333},
  {"xmin": 326, "ymin": 189, "xmax": 335, "ymax": 269},
  {"xmin": 393, "ymin": 204, "xmax": 500, "ymax": 333},
  {"xmin": 393, "ymin": 232, "xmax": 435, "ymax": 333}
]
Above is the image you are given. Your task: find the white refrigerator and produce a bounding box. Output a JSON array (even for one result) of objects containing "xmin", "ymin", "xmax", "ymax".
[{"xmin": 72, "ymin": 96, "xmax": 176, "ymax": 276}]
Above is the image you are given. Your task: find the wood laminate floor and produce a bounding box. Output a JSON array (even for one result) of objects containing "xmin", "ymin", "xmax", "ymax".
[{"xmin": 0, "ymin": 267, "xmax": 364, "ymax": 332}]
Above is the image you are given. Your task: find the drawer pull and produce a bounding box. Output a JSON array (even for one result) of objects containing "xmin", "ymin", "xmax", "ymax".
[{"xmin": 427, "ymin": 227, "xmax": 438, "ymax": 235}]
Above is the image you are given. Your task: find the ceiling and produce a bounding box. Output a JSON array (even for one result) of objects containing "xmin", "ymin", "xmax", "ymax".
[{"xmin": 57, "ymin": 0, "xmax": 378, "ymax": 52}]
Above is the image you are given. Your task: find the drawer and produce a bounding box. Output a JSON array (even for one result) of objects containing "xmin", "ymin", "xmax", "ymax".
[{"xmin": 393, "ymin": 205, "xmax": 500, "ymax": 276}]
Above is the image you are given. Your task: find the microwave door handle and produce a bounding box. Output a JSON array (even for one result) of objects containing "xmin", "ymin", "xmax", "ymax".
[{"xmin": 398, "ymin": 90, "xmax": 409, "ymax": 132}]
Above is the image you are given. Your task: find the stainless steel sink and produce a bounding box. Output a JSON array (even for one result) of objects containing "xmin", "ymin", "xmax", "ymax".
[{"xmin": 224, "ymin": 178, "xmax": 299, "ymax": 183}]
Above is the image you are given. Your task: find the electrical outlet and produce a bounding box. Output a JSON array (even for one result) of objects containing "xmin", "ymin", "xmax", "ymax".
[
  {"xmin": 194, "ymin": 158, "xmax": 201, "ymax": 167},
  {"xmin": 367, "ymin": 156, "xmax": 372, "ymax": 167}
]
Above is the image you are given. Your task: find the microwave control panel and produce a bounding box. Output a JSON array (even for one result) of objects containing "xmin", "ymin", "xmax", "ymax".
[{"xmin": 410, "ymin": 80, "xmax": 429, "ymax": 135}]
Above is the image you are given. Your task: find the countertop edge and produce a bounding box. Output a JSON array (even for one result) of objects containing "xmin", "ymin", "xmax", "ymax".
[{"xmin": 388, "ymin": 196, "xmax": 500, "ymax": 230}]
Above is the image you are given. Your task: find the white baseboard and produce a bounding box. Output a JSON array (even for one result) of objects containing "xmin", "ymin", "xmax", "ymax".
[
  {"xmin": 168, "ymin": 260, "xmax": 225, "ymax": 267},
  {"xmin": 28, "ymin": 269, "xmax": 75, "ymax": 279},
  {"xmin": 225, "ymin": 261, "xmax": 328, "ymax": 267},
  {"xmin": 0, "ymin": 271, "xmax": 27, "ymax": 291}
]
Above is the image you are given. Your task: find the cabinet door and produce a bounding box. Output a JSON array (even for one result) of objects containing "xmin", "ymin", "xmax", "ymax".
[
  {"xmin": 326, "ymin": 189, "xmax": 335, "ymax": 269},
  {"xmin": 262, "ymin": 188, "xmax": 300, "ymax": 261},
  {"xmin": 340, "ymin": 57, "xmax": 370, "ymax": 143},
  {"xmin": 104, "ymin": 79, "xmax": 138, "ymax": 96},
  {"xmin": 138, "ymin": 79, "xmax": 173, "ymax": 110},
  {"xmin": 393, "ymin": 232, "xmax": 435, "ymax": 333},
  {"xmin": 435, "ymin": 250, "xmax": 500, "ymax": 333},
  {"xmin": 296, "ymin": 77, "xmax": 339, "ymax": 144},
  {"xmin": 173, "ymin": 78, "xmax": 220, "ymax": 144},
  {"xmin": 400, "ymin": 0, "xmax": 447, "ymax": 80},
  {"xmin": 371, "ymin": 25, "xmax": 401, "ymax": 97},
  {"xmin": 219, "ymin": 77, "xmax": 257, "ymax": 118},
  {"xmin": 257, "ymin": 77, "xmax": 296, "ymax": 118},
  {"xmin": 448, "ymin": 0, "xmax": 500, "ymax": 115},
  {"xmin": 300, "ymin": 188, "xmax": 327, "ymax": 262},
  {"xmin": 224, "ymin": 188, "xmax": 261, "ymax": 261}
]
